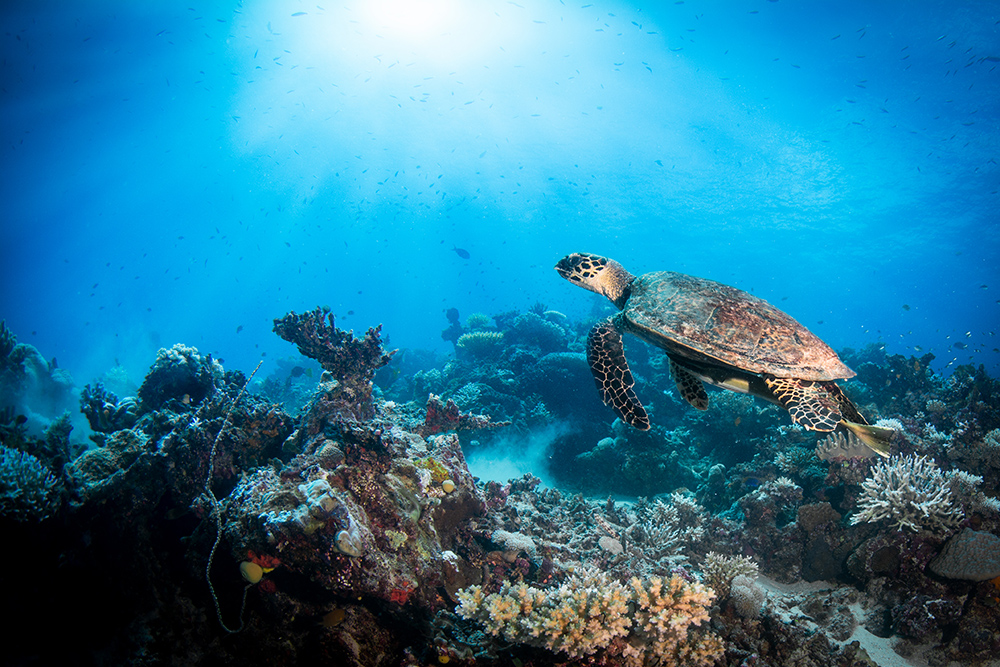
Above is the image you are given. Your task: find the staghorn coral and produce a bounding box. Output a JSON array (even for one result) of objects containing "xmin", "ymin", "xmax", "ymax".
[
  {"xmin": 455, "ymin": 568, "xmax": 722, "ymax": 666},
  {"xmin": 623, "ymin": 493, "xmax": 707, "ymax": 568},
  {"xmin": 0, "ymin": 444, "xmax": 61, "ymax": 521},
  {"xmin": 849, "ymin": 454, "xmax": 962, "ymax": 534}
]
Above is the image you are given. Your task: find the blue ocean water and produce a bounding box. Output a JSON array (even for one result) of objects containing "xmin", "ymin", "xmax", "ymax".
[{"xmin": 2, "ymin": 0, "xmax": 998, "ymax": 391}]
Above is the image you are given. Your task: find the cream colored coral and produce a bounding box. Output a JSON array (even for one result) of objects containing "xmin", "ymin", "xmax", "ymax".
[{"xmin": 456, "ymin": 569, "xmax": 721, "ymax": 666}]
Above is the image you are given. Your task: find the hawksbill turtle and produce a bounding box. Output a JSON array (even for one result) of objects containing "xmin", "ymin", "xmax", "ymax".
[{"xmin": 555, "ymin": 252, "xmax": 892, "ymax": 456}]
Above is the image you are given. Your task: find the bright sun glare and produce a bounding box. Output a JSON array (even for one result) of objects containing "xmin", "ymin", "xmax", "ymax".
[{"xmin": 360, "ymin": 0, "xmax": 462, "ymax": 43}]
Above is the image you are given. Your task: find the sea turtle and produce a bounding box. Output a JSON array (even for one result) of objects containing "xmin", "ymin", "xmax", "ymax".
[{"xmin": 555, "ymin": 252, "xmax": 892, "ymax": 456}]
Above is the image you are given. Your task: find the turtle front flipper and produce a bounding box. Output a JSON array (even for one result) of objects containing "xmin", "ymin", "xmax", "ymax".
[
  {"xmin": 764, "ymin": 376, "xmax": 841, "ymax": 432},
  {"xmin": 587, "ymin": 318, "xmax": 650, "ymax": 430},
  {"xmin": 669, "ymin": 358, "xmax": 709, "ymax": 410}
]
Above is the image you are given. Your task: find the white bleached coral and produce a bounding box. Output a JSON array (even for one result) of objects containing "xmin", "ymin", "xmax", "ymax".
[{"xmin": 849, "ymin": 454, "xmax": 962, "ymax": 534}]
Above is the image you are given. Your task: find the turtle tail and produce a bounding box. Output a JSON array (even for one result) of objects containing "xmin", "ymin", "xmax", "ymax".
[{"xmin": 842, "ymin": 421, "xmax": 894, "ymax": 458}]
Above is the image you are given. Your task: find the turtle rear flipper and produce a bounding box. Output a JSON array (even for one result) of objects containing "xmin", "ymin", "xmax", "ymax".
[
  {"xmin": 764, "ymin": 376, "xmax": 841, "ymax": 432},
  {"xmin": 669, "ymin": 358, "xmax": 709, "ymax": 410},
  {"xmin": 842, "ymin": 421, "xmax": 894, "ymax": 458},
  {"xmin": 588, "ymin": 318, "xmax": 650, "ymax": 430}
]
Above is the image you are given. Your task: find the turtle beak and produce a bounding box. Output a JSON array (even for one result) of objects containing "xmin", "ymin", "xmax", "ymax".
[{"xmin": 554, "ymin": 255, "xmax": 575, "ymax": 279}]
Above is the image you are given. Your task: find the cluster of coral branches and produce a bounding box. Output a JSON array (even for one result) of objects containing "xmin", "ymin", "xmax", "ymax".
[
  {"xmin": 273, "ymin": 307, "xmax": 394, "ymax": 382},
  {"xmin": 417, "ymin": 394, "xmax": 510, "ymax": 436}
]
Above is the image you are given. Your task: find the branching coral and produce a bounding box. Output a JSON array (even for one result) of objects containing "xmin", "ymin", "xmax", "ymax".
[
  {"xmin": 849, "ymin": 454, "xmax": 962, "ymax": 534},
  {"xmin": 273, "ymin": 307, "xmax": 395, "ymax": 419},
  {"xmin": 417, "ymin": 393, "xmax": 509, "ymax": 436},
  {"xmin": 0, "ymin": 444, "xmax": 61, "ymax": 521},
  {"xmin": 273, "ymin": 307, "xmax": 394, "ymax": 381},
  {"xmin": 701, "ymin": 552, "xmax": 759, "ymax": 599},
  {"xmin": 455, "ymin": 569, "xmax": 721, "ymax": 666}
]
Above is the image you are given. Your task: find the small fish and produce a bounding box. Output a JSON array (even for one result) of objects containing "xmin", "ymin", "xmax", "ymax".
[
  {"xmin": 902, "ymin": 304, "xmax": 910, "ymax": 311},
  {"xmin": 289, "ymin": 366, "xmax": 313, "ymax": 378},
  {"xmin": 452, "ymin": 246, "xmax": 470, "ymax": 259},
  {"xmin": 953, "ymin": 342, "xmax": 967, "ymax": 349},
  {"xmin": 236, "ymin": 325, "xmax": 244, "ymax": 334}
]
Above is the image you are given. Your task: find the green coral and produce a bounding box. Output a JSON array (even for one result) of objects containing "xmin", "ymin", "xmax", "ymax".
[
  {"xmin": 464, "ymin": 312, "xmax": 492, "ymax": 330},
  {"xmin": 456, "ymin": 331, "xmax": 504, "ymax": 359},
  {"xmin": 414, "ymin": 457, "xmax": 450, "ymax": 484}
]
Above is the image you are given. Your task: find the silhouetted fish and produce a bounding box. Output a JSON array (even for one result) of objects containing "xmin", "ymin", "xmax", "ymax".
[
  {"xmin": 452, "ymin": 246, "xmax": 470, "ymax": 259},
  {"xmin": 236, "ymin": 325, "xmax": 244, "ymax": 334}
]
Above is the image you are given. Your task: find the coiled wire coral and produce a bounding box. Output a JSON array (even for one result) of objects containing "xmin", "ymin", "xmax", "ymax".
[
  {"xmin": 849, "ymin": 453, "xmax": 962, "ymax": 534},
  {"xmin": 455, "ymin": 568, "xmax": 722, "ymax": 666}
]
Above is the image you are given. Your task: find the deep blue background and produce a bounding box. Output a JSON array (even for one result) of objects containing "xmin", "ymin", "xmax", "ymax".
[{"xmin": 2, "ymin": 0, "xmax": 998, "ymax": 388}]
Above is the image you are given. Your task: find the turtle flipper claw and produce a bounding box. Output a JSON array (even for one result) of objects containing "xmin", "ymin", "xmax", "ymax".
[
  {"xmin": 587, "ymin": 318, "xmax": 650, "ymax": 430},
  {"xmin": 764, "ymin": 376, "xmax": 841, "ymax": 432}
]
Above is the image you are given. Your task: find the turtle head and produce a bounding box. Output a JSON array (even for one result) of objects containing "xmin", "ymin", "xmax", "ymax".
[{"xmin": 555, "ymin": 252, "xmax": 634, "ymax": 309}]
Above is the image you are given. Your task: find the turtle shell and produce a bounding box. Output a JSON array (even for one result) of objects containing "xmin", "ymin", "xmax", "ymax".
[{"xmin": 623, "ymin": 271, "xmax": 855, "ymax": 381}]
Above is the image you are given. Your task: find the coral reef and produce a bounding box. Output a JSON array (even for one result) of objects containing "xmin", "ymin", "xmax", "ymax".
[
  {"xmin": 137, "ymin": 343, "xmax": 223, "ymax": 411},
  {"xmin": 273, "ymin": 307, "xmax": 395, "ymax": 420},
  {"xmin": 3, "ymin": 309, "xmax": 1000, "ymax": 667}
]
